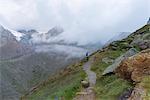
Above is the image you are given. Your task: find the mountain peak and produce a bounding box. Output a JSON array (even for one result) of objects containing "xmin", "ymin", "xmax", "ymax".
[{"xmin": 47, "ymin": 26, "xmax": 64, "ymax": 37}]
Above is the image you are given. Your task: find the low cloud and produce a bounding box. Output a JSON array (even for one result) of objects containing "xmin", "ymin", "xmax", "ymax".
[{"xmin": 0, "ymin": 0, "xmax": 149, "ymax": 44}]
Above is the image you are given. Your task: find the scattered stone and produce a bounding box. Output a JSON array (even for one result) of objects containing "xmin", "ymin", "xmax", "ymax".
[
  {"xmin": 102, "ymin": 57, "xmax": 114, "ymax": 64},
  {"xmin": 131, "ymin": 38, "xmax": 150, "ymax": 50},
  {"xmin": 81, "ymin": 80, "xmax": 90, "ymax": 88},
  {"xmin": 76, "ymin": 92, "xmax": 88, "ymax": 95}
]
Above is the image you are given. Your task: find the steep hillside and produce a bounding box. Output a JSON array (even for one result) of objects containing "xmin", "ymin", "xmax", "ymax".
[
  {"xmin": 0, "ymin": 26, "xmax": 88, "ymax": 100},
  {"xmin": 22, "ymin": 24, "xmax": 150, "ymax": 100},
  {"xmin": 0, "ymin": 25, "xmax": 33, "ymax": 60}
]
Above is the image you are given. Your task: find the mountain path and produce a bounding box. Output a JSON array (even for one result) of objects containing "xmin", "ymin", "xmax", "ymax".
[{"xmin": 74, "ymin": 58, "xmax": 97, "ymax": 100}]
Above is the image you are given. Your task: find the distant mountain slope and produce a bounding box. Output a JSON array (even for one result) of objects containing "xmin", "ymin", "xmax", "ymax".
[
  {"xmin": 0, "ymin": 26, "xmax": 33, "ymax": 60},
  {"xmin": 0, "ymin": 25, "xmax": 88, "ymax": 100}
]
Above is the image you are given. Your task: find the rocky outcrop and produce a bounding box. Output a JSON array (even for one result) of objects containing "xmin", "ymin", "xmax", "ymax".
[
  {"xmin": 131, "ymin": 38, "xmax": 150, "ymax": 50},
  {"xmin": 102, "ymin": 48, "xmax": 138, "ymax": 75},
  {"xmin": 115, "ymin": 49, "xmax": 150, "ymax": 82},
  {"xmin": 131, "ymin": 25, "xmax": 150, "ymax": 50},
  {"xmin": 115, "ymin": 49, "xmax": 150, "ymax": 100}
]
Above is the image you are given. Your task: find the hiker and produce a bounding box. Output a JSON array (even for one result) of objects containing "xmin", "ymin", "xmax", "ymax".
[{"xmin": 86, "ymin": 52, "xmax": 89, "ymax": 61}]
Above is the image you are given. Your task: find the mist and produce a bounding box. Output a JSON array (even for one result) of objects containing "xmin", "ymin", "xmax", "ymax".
[{"xmin": 0, "ymin": 0, "xmax": 149, "ymax": 45}]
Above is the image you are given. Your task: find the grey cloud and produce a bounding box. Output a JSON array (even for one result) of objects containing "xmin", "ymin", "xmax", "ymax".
[{"xmin": 0, "ymin": 0, "xmax": 149, "ymax": 45}]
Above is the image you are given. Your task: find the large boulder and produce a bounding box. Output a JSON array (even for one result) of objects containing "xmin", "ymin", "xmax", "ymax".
[
  {"xmin": 81, "ymin": 80, "xmax": 89, "ymax": 88},
  {"xmin": 115, "ymin": 49, "xmax": 150, "ymax": 82},
  {"xmin": 131, "ymin": 38, "xmax": 150, "ymax": 50},
  {"xmin": 131, "ymin": 31, "xmax": 150, "ymax": 50},
  {"xmin": 102, "ymin": 48, "xmax": 138, "ymax": 75}
]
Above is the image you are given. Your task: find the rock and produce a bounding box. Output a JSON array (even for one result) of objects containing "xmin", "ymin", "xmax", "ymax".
[
  {"xmin": 118, "ymin": 88, "xmax": 133, "ymax": 100},
  {"xmin": 132, "ymin": 39, "xmax": 150, "ymax": 50},
  {"xmin": 76, "ymin": 92, "xmax": 88, "ymax": 95},
  {"xmin": 102, "ymin": 48, "xmax": 138, "ymax": 75},
  {"xmin": 128, "ymin": 76, "xmax": 150, "ymax": 100},
  {"xmin": 131, "ymin": 30, "xmax": 150, "ymax": 50},
  {"xmin": 109, "ymin": 41, "xmax": 132, "ymax": 50},
  {"xmin": 115, "ymin": 49, "xmax": 150, "ymax": 82},
  {"xmin": 102, "ymin": 57, "xmax": 114, "ymax": 64},
  {"xmin": 81, "ymin": 80, "xmax": 89, "ymax": 88}
]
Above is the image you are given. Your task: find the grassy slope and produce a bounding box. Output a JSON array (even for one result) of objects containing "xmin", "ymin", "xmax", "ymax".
[
  {"xmin": 90, "ymin": 24, "xmax": 150, "ymax": 99},
  {"xmin": 90, "ymin": 49, "xmax": 133, "ymax": 99},
  {"xmin": 23, "ymin": 25, "xmax": 149, "ymax": 100},
  {"xmin": 22, "ymin": 60, "xmax": 86, "ymax": 100}
]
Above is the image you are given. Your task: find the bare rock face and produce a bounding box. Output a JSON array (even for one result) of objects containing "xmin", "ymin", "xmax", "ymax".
[
  {"xmin": 115, "ymin": 49, "xmax": 150, "ymax": 82},
  {"xmin": 102, "ymin": 48, "xmax": 138, "ymax": 75},
  {"xmin": 115, "ymin": 49, "xmax": 150, "ymax": 100}
]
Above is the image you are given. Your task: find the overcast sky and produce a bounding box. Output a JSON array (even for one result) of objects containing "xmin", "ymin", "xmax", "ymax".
[{"xmin": 0, "ymin": 0, "xmax": 149, "ymax": 44}]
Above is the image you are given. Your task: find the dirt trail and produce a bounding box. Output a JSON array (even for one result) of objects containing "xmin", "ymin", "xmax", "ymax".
[{"xmin": 74, "ymin": 58, "xmax": 97, "ymax": 100}]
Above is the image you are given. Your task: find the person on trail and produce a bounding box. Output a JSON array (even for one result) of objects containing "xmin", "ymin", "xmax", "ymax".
[{"xmin": 86, "ymin": 52, "xmax": 89, "ymax": 61}]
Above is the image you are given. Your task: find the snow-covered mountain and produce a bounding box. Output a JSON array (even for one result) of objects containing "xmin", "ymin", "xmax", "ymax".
[
  {"xmin": 0, "ymin": 25, "xmax": 88, "ymax": 100},
  {"xmin": 0, "ymin": 25, "xmax": 33, "ymax": 60},
  {"xmin": 46, "ymin": 26, "xmax": 64, "ymax": 37},
  {"xmin": 0, "ymin": 25, "xmax": 90, "ymax": 59}
]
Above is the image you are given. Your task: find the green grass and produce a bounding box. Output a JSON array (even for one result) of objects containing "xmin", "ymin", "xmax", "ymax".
[
  {"xmin": 91, "ymin": 48, "xmax": 133, "ymax": 99},
  {"xmin": 23, "ymin": 64, "xmax": 86, "ymax": 100},
  {"xmin": 90, "ymin": 25, "xmax": 150, "ymax": 99},
  {"xmin": 95, "ymin": 75, "xmax": 133, "ymax": 100},
  {"xmin": 91, "ymin": 49, "xmax": 125, "ymax": 74},
  {"xmin": 22, "ymin": 24, "xmax": 150, "ymax": 100}
]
